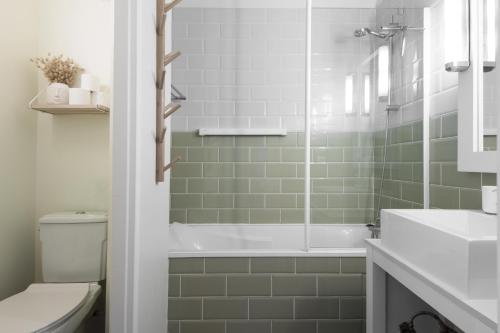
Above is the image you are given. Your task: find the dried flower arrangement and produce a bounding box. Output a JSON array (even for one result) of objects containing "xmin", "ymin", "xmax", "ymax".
[{"xmin": 31, "ymin": 54, "xmax": 82, "ymax": 86}]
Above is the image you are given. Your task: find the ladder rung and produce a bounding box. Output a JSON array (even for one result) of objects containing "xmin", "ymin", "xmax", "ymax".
[
  {"xmin": 164, "ymin": 0, "xmax": 183, "ymax": 13},
  {"xmin": 164, "ymin": 103, "xmax": 182, "ymax": 119},
  {"xmin": 164, "ymin": 51, "xmax": 181, "ymax": 67}
]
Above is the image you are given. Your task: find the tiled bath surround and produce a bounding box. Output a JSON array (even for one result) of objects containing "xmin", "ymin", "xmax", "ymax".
[
  {"xmin": 371, "ymin": 9, "xmax": 425, "ymax": 211},
  {"xmin": 171, "ymin": 131, "xmax": 376, "ymax": 224},
  {"xmin": 171, "ymin": 2, "xmax": 497, "ymax": 218},
  {"xmin": 168, "ymin": 257, "xmax": 366, "ymax": 333},
  {"xmin": 171, "ymin": 7, "xmax": 379, "ymax": 224},
  {"xmin": 373, "ymin": 121, "xmax": 424, "ymax": 210},
  {"xmin": 430, "ymin": 112, "xmax": 496, "ymax": 208}
]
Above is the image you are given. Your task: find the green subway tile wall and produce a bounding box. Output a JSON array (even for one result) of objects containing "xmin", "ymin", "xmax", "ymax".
[
  {"xmin": 168, "ymin": 257, "xmax": 366, "ymax": 333},
  {"xmin": 171, "ymin": 117, "xmax": 494, "ymax": 222},
  {"xmin": 171, "ymin": 131, "xmax": 376, "ymax": 224},
  {"xmin": 430, "ymin": 112, "xmax": 496, "ymax": 209},
  {"xmin": 373, "ymin": 121, "xmax": 424, "ymax": 211}
]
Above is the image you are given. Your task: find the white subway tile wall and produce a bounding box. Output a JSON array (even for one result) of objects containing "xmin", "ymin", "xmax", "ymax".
[{"xmin": 172, "ymin": 7, "xmax": 377, "ymax": 133}]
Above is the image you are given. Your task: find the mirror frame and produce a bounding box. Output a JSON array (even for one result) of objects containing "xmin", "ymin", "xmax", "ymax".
[{"xmin": 458, "ymin": 0, "xmax": 498, "ymax": 173}]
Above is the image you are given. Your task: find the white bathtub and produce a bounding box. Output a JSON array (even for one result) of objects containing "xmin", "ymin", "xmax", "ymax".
[{"xmin": 168, "ymin": 223, "xmax": 370, "ymax": 257}]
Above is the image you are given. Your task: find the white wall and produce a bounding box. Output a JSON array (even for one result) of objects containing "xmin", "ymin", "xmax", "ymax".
[
  {"xmin": 109, "ymin": 0, "xmax": 171, "ymax": 331},
  {"xmin": 0, "ymin": 0, "xmax": 38, "ymax": 300},
  {"xmin": 34, "ymin": 0, "xmax": 113, "ymax": 281}
]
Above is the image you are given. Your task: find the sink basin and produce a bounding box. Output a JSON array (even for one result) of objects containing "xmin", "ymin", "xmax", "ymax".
[{"xmin": 381, "ymin": 209, "xmax": 497, "ymax": 300}]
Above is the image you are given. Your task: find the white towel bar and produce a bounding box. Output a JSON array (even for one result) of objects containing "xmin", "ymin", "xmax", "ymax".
[{"xmin": 198, "ymin": 128, "xmax": 287, "ymax": 136}]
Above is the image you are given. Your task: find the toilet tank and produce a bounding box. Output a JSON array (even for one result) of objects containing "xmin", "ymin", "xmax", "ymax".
[{"xmin": 40, "ymin": 212, "xmax": 107, "ymax": 283}]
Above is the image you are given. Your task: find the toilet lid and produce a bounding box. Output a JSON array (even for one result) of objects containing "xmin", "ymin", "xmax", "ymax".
[{"xmin": 0, "ymin": 283, "xmax": 90, "ymax": 333}]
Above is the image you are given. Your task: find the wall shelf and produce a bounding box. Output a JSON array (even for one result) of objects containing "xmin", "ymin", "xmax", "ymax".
[{"xmin": 30, "ymin": 104, "xmax": 110, "ymax": 115}]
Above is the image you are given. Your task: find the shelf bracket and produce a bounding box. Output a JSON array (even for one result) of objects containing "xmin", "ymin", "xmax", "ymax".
[
  {"xmin": 171, "ymin": 84, "xmax": 187, "ymax": 101},
  {"xmin": 164, "ymin": 103, "xmax": 181, "ymax": 119},
  {"xmin": 164, "ymin": 156, "xmax": 182, "ymax": 172}
]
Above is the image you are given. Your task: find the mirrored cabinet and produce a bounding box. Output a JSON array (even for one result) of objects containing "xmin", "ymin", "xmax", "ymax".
[{"xmin": 449, "ymin": 0, "xmax": 499, "ymax": 172}]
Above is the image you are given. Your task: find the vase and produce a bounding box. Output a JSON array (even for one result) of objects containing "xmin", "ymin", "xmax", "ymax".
[{"xmin": 46, "ymin": 83, "xmax": 69, "ymax": 104}]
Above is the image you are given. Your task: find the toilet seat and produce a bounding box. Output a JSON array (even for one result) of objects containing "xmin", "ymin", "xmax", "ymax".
[{"xmin": 0, "ymin": 283, "xmax": 101, "ymax": 333}]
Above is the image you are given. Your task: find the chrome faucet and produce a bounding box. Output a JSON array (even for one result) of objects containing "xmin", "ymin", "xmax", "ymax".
[{"xmin": 366, "ymin": 222, "xmax": 381, "ymax": 239}]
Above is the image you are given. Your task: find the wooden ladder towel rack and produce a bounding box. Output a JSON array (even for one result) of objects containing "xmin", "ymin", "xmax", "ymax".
[
  {"xmin": 164, "ymin": 103, "xmax": 182, "ymax": 119},
  {"xmin": 156, "ymin": 0, "xmax": 184, "ymax": 183},
  {"xmin": 164, "ymin": 156, "xmax": 182, "ymax": 172}
]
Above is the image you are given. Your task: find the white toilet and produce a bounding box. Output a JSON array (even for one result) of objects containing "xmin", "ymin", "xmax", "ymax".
[{"xmin": 0, "ymin": 212, "xmax": 107, "ymax": 333}]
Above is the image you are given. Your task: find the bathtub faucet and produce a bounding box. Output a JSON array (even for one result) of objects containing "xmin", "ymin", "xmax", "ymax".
[{"xmin": 366, "ymin": 223, "xmax": 380, "ymax": 239}]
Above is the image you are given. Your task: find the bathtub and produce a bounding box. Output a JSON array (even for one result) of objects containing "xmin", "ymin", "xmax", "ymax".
[
  {"xmin": 168, "ymin": 224, "xmax": 369, "ymax": 332},
  {"xmin": 168, "ymin": 223, "xmax": 370, "ymax": 257}
]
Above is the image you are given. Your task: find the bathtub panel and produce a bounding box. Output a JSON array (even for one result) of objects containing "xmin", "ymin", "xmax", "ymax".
[
  {"xmin": 249, "ymin": 297, "xmax": 294, "ymax": 319},
  {"xmin": 340, "ymin": 297, "xmax": 365, "ymax": 319},
  {"xmin": 317, "ymin": 319, "xmax": 364, "ymax": 333},
  {"xmin": 169, "ymin": 258, "xmax": 205, "ymax": 274},
  {"xmin": 272, "ymin": 320, "xmax": 317, "ymax": 333},
  {"xmin": 294, "ymin": 297, "xmax": 340, "ymax": 319},
  {"xmin": 226, "ymin": 320, "xmax": 272, "ymax": 333},
  {"xmin": 227, "ymin": 275, "xmax": 271, "ymax": 296},
  {"xmin": 341, "ymin": 257, "xmax": 367, "ymax": 273},
  {"xmin": 251, "ymin": 257, "xmax": 295, "ymax": 273},
  {"xmin": 168, "ymin": 298, "xmax": 203, "ymax": 320},
  {"xmin": 181, "ymin": 275, "xmax": 226, "ymax": 297},
  {"xmin": 169, "ymin": 258, "xmax": 204, "ymax": 274},
  {"xmin": 272, "ymin": 275, "xmax": 316, "ymax": 296},
  {"xmin": 203, "ymin": 298, "xmax": 248, "ymax": 319},
  {"xmin": 318, "ymin": 275, "xmax": 364, "ymax": 296},
  {"xmin": 296, "ymin": 257, "xmax": 340, "ymax": 273},
  {"xmin": 205, "ymin": 257, "xmax": 249, "ymax": 273},
  {"xmin": 168, "ymin": 257, "xmax": 366, "ymax": 333},
  {"xmin": 169, "ymin": 275, "xmax": 181, "ymax": 297},
  {"xmin": 180, "ymin": 321, "xmax": 225, "ymax": 333},
  {"xmin": 168, "ymin": 320, "xmax": 180, "ymax": 333}
]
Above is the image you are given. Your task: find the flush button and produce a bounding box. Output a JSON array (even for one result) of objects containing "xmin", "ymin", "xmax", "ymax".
[{"xmin": 75, "ymin": 211, "xmax": 86, "ymax": 214}]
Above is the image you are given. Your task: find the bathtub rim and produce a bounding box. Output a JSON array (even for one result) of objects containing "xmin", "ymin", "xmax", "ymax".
[{"xmin": 168, "ymin": 248, "xmax": 367, "ymax": 258}]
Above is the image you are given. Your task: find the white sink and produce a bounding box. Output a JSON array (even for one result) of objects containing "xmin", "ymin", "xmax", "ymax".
[{"xmin": 381, "ymin": 209, "xmax": 497, "ymax": 300}]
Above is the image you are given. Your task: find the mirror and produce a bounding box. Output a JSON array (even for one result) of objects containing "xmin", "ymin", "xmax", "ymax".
[
  {"xmin": 457, "ymin": 0, "xmax": 498, "ymax": 172},
  {"xmin": 481, "ymin": 0, "xmax": 498, "ymax": 152},
  {"xmin": 483, "ymin": 67, "xmax": 498, "ymax": 152}
]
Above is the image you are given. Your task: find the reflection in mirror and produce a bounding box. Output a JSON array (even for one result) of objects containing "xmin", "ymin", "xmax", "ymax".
[
  {"xmin": 481, "ymin": 0, "xmax": 497, "ymax": 152},
  {"xmin": 483, "ymin": 67, "xmax": 498, "ymax": 151}
]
